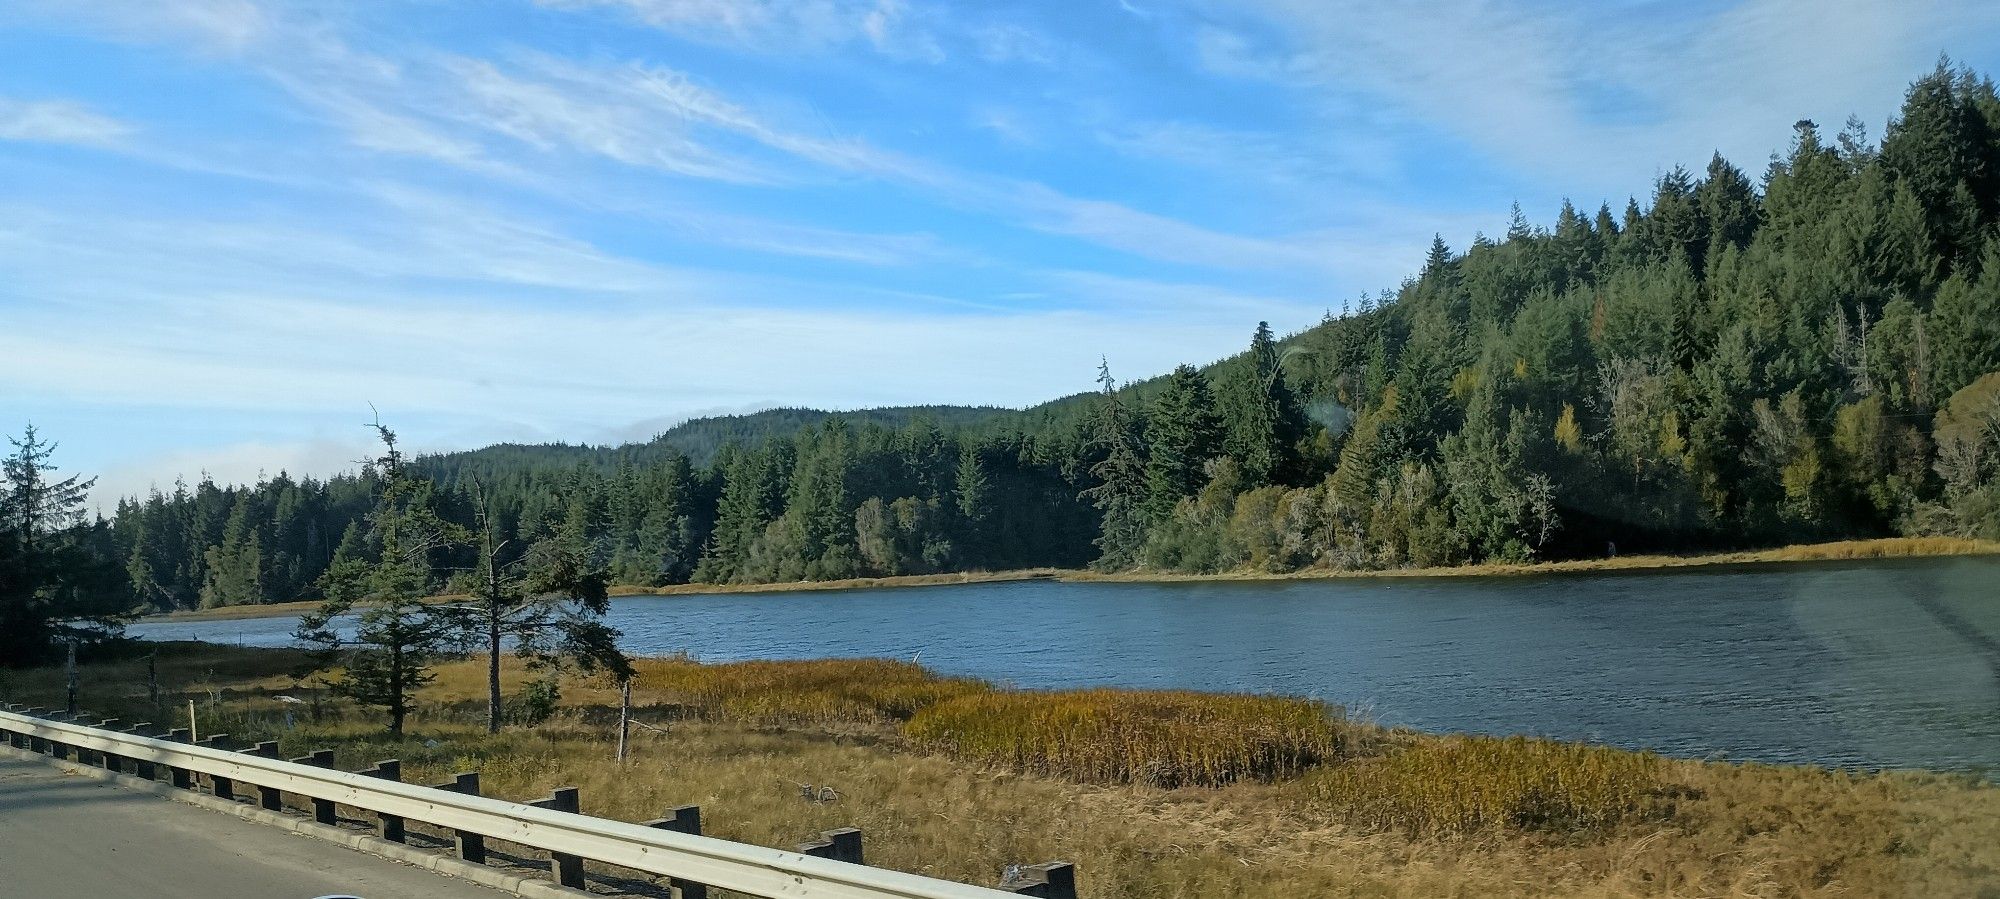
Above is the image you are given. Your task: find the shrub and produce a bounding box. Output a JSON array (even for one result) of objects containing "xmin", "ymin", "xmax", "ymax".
[
  {"xmin": 905, "ymin": 688, "xmax": 1349, "ymax": 788},
  {"xmin": 515, "ymin": 675, "xmax": 562, "ymax": 725}
]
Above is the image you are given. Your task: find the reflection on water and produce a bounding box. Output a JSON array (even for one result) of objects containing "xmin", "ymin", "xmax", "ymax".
[{"xmin": 131, "ymin": 556, "xmax": 2000, "ymax": 773}]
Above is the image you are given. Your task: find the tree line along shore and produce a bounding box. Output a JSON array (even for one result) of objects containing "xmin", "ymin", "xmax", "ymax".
[
  {"xmin": 0, "ymin": 61, "xmax": 1987, "ymax": 634},
  {"xmin": 140, "ymin": 535, "xmax": 1999, "ymax": 624}
]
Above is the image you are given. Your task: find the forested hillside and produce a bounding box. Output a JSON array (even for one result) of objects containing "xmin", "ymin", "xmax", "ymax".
[
  {"xmin": 446, "ymin": 405, "xmax": 1020, "ymax": 471},
  {"xmin": 76, "ymin": 63, "xmax": 2000, "ymax": 609}
]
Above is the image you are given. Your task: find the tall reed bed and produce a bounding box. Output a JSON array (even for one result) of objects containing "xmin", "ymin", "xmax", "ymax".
[
  {"xmin": 1310, "ymin": 734, "xmax": 1663, "ymax": 835},
  {"xmin": 626, "ymin": 656, "xmax": 989, "ymax": 725},
  {"xmin": 904, "ymin": 688, "xmax": 1349, "ymax": 788},
  {"xmin": 1753, "ymin": 536, "xmax": 1999, "ymax": 561}
]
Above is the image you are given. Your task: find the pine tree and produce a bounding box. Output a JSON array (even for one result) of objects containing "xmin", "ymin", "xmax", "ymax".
[
  {"xmin": 954, "ymin": 442, "xmax": 992, "ymax": 561},
  {"xmin": 1930, "ymin": 240, "xmax": 2000, "ymax": 403},
  {"xmin": 0, "ymin": 426, "xmax": 127, "ymax": 667},
  {"xmin": 1880, "ymin": 60, "xmax": 1994, "ymax": 269},
  {"xmin": 1142, "ymin": 365, "xmax": 1224, "ymax": 522},
  {"xmin": 1697, "ymin": 153, "xmax": 1761, "ymax": 266},
  {"xmin": 694, "ymin": 441, "xmax": 790, "ymax": 583},
  {"xmin": 1082, "ymin": 360, "xmax": 1148, "ymax": 570},
  {"xmin": 441, "ymin": 476, "xmax": 632, "ymax": 734},
  {"xmin": 295, "ymin": 421, "xmax": 461, "ymax": 737},
  {"xmin": 1221, "ymin": 323, "xmax": 1309, "ymax": 487},
  {"xmin": 200, "ymin": 493, "xmax": 264, "ymax": 608}
]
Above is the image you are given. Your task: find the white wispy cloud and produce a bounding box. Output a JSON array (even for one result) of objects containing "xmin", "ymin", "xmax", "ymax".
[
  {"xmin": 969, "ymin": 22, "xmax": 1055, "ymax": 66},
  {"xmin": 22, "ymin": 0, "xmax": 1355, "ymax": 281},
  {"xmin": 438, "ymin": 57, "xmax": 781, "ymax": 184},
  {"xmin": 542, "ymin": 0, "xmax": 947, "ymax": 61},
  {"xmin": 1189, "ymin": 0, "xmax": 2000, "ymax": 196},
  {"xmin": 1096, "ymin": 118, "xmax": 1400, "ymax": 190},
  {"xmin": 15, "ymin": 0, "xmax": 268, "ymax": 51},
  {"xmin": 0, "ymin": 97, "xmax": 130, "ymax": 147}
]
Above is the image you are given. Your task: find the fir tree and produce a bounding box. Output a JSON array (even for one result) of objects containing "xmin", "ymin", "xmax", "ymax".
[{"xmin": 1142, "ymin": 365, "xmax": 1223, "ymax": 522}]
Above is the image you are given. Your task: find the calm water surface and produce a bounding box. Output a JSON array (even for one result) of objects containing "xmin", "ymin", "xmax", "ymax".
[{"xmin": 132, "ymin": 556, "xmax": 2000, "ymax": 773}]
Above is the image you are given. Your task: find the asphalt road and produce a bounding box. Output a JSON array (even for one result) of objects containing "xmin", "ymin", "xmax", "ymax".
[{"xmin": 0, "ymin": 754, "xmax": 512, "ymax": 899}]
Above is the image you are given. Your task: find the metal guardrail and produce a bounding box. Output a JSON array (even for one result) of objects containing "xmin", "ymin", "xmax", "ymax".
[{"xmin": 0, "ymin": 706, "xmax": 1075, "ymax": 899}]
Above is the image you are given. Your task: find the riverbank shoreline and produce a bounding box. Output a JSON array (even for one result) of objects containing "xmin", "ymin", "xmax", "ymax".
[
  {"xmin": 142, "ymin": 535, "xmax": 1999, "ymax": 623},
  {"xmin": 6, "ymin": 640, "xmax": 1995, "ymax": 898},
  {"xmin": 1073, "ymin": 535, "xmax": 2000, "ymax": 584}
]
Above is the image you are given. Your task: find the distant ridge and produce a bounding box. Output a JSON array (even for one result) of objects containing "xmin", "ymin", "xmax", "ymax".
[{"xmin": 421, "ymin": 404, "xmax": 1023, "ymax": 471}]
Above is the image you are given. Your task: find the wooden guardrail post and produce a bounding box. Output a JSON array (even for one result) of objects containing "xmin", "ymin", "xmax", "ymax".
[
  {"xmin": 529, "ymin": 787, "xmax": 585, "ymax": 889},
  {"xmin": 164, "ymin": 728, "xmax": 193, "ymax": 788},
  {"xmin": 196, "ymin": 734, "xmax": 233, "ymax": 799},
  {"xmin": 246, "ymin": 742, "xmax": 283, "ymax": 809},
  {"xmin": 429, "ymin": 772, "xmax": 487, "ymax": 863},
  {"xmin": 642, "ymin": 806, "xmax": 706, "ymax": 899},
  {"xmin": 1000, "ymin": 862, "xmax": 1077, "ymax": 899},
  {"xmin": 798, "ymin": 827, "xmax": 865, "ymax": 865},
  {"xmin": 289, "ymin": 750, "xmax": 337, "ymax": 824},
  {"xmin": 362, "ymin": 760, "xmax": 405, "ymax": 843}
]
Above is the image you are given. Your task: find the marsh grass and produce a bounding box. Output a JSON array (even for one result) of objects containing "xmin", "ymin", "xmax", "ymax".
[
  {"xmin": 8, "ymin": 642, "xmax": 2000, "ymax": 897},
  {"xmin": 1308, "ymin": 734, "xmax": 1665, "ymax": 835},
  {"xmin": 1750, "ymin": 536, "xmax": 1999, "ymax": 562},
  {"xmin": 422, "ymin": 655, "xmax": 989, "ymax": 726},
  {"xmin": 905, "ymin": 689, "xmax": 1352, "ymax": 788},
  {"xmin": 628, "ymin": 656, "xmax": 989, "ymax": 724}
]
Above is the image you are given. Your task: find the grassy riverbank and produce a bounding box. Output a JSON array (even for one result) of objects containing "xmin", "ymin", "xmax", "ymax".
[
  {"xmin": 145, "ymin": 536, "xmax": 2000, "ymax": 624},
  {"xmin": 1073, "ymin": 535, "xmax": 2000, "ymax": 584},
  {"xmin": 3, "ymin": 641, "xmax": 1993, "ymax": 897}
]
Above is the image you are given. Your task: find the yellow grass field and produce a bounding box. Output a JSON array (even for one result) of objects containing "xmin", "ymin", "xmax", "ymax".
[{"xmin": 3, "ymin": 642, "xmax": 1994, "ymax": 898}]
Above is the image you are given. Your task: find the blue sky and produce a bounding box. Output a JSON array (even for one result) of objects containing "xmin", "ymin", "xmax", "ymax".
[{"xmin": 2, "ymin": 0, "xmax": 1995, "ymax": 505}]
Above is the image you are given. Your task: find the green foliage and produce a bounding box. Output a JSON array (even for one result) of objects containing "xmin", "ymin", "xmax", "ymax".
[
  {"xmin": 1929, "ymin": 241, "xmax": 2000, "ymax": 404},
  {"xmin": 515, "ymin": 675, "xmax": 561, "ymax": 726},
  {"xmin": 200, "ymin": 493, "xmax": 265, "ymax": 608},
  {"xmin": 0, "ymin": 426, "xmax": 129, "ymax": 667},
  {"xmin": 80, "ymin": 62, "xmax": 2000, "ymax": 586},
  {"xmin": 295, "ymin": 423, "xmax": 464, "ymax": 736},
  {"xmin": 1219, "ymin": 322, "xmax": 1309, "ymax": 487},
  {"xmin": 1932, "ymin": 371, "xmax": 2000, "ymax": 537},
  {"xmin": 1082, "ymin": 360, "xmax": 1150, "ymax": 570},
  {"xmin": 1141, "ymin": 364, "xmax": 1223, "ymax": 523}
]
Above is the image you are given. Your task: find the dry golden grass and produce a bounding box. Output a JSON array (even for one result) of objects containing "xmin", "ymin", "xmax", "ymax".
[
  {"xmin": 422, "ymin": 654, "xmax": 988, "ymax": 726},
  {"xmin": 1747, "ymin": 536, "xmax": 1999, "ymax": 562},
  {"xmin": 1308, "ymin": 734, "xmax": 1664, "ymax": 835},
  {"xmin": 906, "ymin": 688, "xmax": 1353, "ymax": 788},
  {"xmin": 8, "ymin": 642, "xmax": 1998, "ymax": 898}
]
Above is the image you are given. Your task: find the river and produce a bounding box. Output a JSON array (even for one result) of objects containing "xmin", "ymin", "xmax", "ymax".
[{"xmin": 130, "ymin": 556, "xmax": 2000, "ymax": 774}]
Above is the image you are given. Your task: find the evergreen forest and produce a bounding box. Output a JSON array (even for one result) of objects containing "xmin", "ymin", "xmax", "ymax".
[{"xmin": 12, "ymin": 63, "xmax": 2000, "ymax": 629}]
